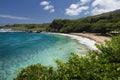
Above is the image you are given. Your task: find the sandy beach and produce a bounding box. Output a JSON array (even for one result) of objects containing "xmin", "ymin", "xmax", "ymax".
[
  {"xmin": 70, "ymin": 33, "xmax": 111, "ymax": 45},
  {"xmin": 49, "ymin": 32, "xmax": 111, "ymax": 50},
  {"xmin": 49, "ymin": 33, "xmax": 98, "ymax": 50}
]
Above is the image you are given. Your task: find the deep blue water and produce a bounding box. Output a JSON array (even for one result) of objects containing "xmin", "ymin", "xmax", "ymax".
[{"xmin": 0, "ymin": 32, "xmax": 88, "ymax": 80}]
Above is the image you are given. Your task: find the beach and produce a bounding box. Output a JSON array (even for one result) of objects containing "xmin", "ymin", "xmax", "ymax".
[
  {"xmin": 0, "ymin": 29, "xmax": 111, "ymax": 50},
  {"xmin": 49, "ymin": 33, "xmax": 97, "ymax": 50},
  {"xmin": 49, "ymin": 32, "xmax": 111, "ymax": 50},
  {"xmin": 70, "ymin": 33, "xmax": 111, "ymax": 45}
]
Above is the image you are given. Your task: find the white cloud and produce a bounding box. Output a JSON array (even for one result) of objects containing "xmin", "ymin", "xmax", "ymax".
[
  {"xmin": 0, "ymin": 14, "xmax": 32, "ymax": 20},
  {"xmin": 91, "ymin": 0, "xmax": 120, "ymax": 15},
  {"xmin": 70, "ymin": 4, "xmax": 79, "ymax": 9},
  {"xmin": 65, "ymin": 6, "xmax": 89, "ymax": 16},
  {"xmin": 40, "ymin": 1, "xmax": 55, "ymax": 13},
  {"xmin": 40, "ymin": 1, "xmax": 49, "ymax": 6},
  {"xmin": 81, "ymin": 0, "xmax": 90, "ymax": 5},
  {"xmin": 44, "ymin": 5, "xmax": 53, "ymax": 10},
  {"xmin": 65, "ymin": 0, "xmax": 120, "ymax": 16},
  {"xmin": 65, "ymin": 0, "xmax": 90, "ymax": 16}
]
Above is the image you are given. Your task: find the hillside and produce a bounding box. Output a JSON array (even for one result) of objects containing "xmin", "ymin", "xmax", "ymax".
[
  {"xmin": 1, "ymin": 9, "xmax": 120, "ymax": 34},
  {"xmin": 47, "ymin": 9, "xmax": 120, "ymax": 34}
]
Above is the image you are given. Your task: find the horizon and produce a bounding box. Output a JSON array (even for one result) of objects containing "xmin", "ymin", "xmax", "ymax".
[{"xmin": 0, "ymin": 0, "xmax": 120, "ymax": 25}]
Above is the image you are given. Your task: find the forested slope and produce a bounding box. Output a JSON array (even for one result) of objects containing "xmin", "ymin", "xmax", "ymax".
[
  {"xmin": 47, "ymin": 10, "xmax": 120, "ymax": 33},
  {"xmin": 1, "ymin": 10, "xmax": 120, "ymax": 34}
]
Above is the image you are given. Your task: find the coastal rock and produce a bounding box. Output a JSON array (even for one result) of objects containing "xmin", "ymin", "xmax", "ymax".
[{"xmin": 27, "ymin": 30, "xmax": 42, "ymax": 33}]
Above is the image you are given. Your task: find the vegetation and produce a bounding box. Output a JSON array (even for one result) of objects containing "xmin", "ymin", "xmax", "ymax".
[
  {"xmin": 14, "ymin": 34, "xmax": 120, "ymax": 80},
  {"xmin": 1, "ymin": 23, "xmax": 50, "ymax": 31},
  {"xmin": 47, "ymin": 11, "xmax": 120, "ymax": 34},
  {"xmin": 0, "ymin": 9, "xmax": 120, "ymax": 34}
]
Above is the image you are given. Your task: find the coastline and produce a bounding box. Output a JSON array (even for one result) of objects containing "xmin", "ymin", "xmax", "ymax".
[
  {"xmin": 48, "ymin": 32, "xmax": 111, "ymax": 50},
  {"xmin": 70, "ymin": 33, "xmax": 111, "ymax": 45},
  {"xmin": 0, "ymin": 29, "xmax": 111, "ymax": 50},
  {"xmin": 48, "ymin": 32, "xmax": 98, "ymax": 50}
]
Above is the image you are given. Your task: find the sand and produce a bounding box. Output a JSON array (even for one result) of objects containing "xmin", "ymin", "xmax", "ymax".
[
  {"xmin": 48, "ymin": 33, "xmax": 98, "ymax": 50},
  {"xmin": 49, "ymin": 33, "xmax": 111, "ymax": 50},
  {"xmin": 48, "ymin": 32, "xmax": 111, "ymax": 50},
  {"xmin": 70, "ymin": 33, "xmax": 111, "ymax": 45}
]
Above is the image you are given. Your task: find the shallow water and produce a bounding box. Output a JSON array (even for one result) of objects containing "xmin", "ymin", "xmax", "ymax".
[{"xmin": 0, "ymin": 32, "xmax": 88, "ymax": 80}]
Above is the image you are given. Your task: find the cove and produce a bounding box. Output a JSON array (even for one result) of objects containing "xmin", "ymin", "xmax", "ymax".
[{"xmin": 0, "ymin": 32, "xmax": 88, "ymax": 80}]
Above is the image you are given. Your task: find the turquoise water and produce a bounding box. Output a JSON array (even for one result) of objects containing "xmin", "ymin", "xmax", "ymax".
[{"xmin": 0, "ymin": 32, "xmax": 88, "ymax": 80}]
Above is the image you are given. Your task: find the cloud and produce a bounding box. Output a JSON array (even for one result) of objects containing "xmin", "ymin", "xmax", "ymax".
[
  {"xmin": 70, "ymin": 4, "xmax": 79, "ymax": 9},
  {"xmin": 40, "ymin": 1, "xmax": 49, "ymax": 6},
  {"xmin": 65, "ymin": 0, "xmax": 120, "ymax": 16},
  {"xmin": 65, "ymin": 3, "xmax": 89, "ymax": 16},
  {"xmin": 65, "ymin": 0, "xmax": 90, "ymax": 16},
  {"xmin": 91, "ymin": 0, "xmax": 120, "ymax": 15},
  {"xmin": 44, "ymin": 5, "xmax": 53, "ymax": 10},
  {"xmin": 0, "ymin": 14, "xmax": 32, "ymax": 20},
  {"xmin": 40, "ymin": 1, "xmax": 55, "ymax": 13},
  {"xmin": 65, "ymin": 6, "xmax": 89, "ymax": 16},
  {"xmin": 81, "ymin": 0, "xmax": 90, "ymax": 5}
]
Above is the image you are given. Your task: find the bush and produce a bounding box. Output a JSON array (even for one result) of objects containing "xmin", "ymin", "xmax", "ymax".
[{"xmin": 14, "ymin": 35, "xmax": 120, "ymax": 80}]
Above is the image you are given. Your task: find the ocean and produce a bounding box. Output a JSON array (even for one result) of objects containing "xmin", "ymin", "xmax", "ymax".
[{"xmin": 0, "ymin": 32, "xmax": 88, "ymax": 80}]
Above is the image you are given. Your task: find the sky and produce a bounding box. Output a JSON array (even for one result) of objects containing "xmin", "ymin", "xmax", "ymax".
[{"xmin": 0, "ymin": 0, "xmax": 120, "ymax": 25}]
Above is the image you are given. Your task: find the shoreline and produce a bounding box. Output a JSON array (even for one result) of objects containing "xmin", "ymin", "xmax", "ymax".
[
  {"xmin": 0, "ymin": 29, "xmax": 111, "ymax": 50},
  {"xmin": 70, "ymin": 33, "xmax": 111, "ymax": 45},
  {"xmin": 48, "ymin": 32, "xmax": 111, "ymax": 50},
  {"xmin": 48, "ymin": 33, "xmax": 98, "ymax": 50}
]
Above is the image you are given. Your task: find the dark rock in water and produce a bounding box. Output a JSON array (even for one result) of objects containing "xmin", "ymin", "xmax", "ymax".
[{"xmin": 36, "ymin": 31, "xmax": 42, "ymax": 33}]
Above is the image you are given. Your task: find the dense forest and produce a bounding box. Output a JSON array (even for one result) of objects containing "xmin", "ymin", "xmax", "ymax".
[
  {"xmin": 0, "ymin": 9, "xmax": 120, "ymax": 34},
  {"xmin": 47, "ymin": 10, "xmax": 120, "ymax": 33},
  {"xmin": 14, "ymin": 34, "xmax": 120, "ymax": 80}
]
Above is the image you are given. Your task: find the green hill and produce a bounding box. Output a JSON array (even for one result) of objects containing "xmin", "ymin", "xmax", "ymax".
[
  {"xmin": 1, "ymin": 9, "xmax": 120, "ymax": 34},
  {"xmin": 47, "ymin": 9, "xmax": 120, "ymax": 34}
]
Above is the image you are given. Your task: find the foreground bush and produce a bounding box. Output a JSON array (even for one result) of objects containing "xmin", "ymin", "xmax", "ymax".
[{"xmin": 14, "ymin": 35, "xmax": 120, "ymax": 80}]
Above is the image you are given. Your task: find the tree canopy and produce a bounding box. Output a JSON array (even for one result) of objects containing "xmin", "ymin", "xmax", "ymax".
[{"xmin": 48, "ymin": 12, "xmax": 120, "ymax": 34}]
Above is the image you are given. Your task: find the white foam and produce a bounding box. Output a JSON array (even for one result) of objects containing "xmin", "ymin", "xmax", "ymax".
[
  {"xmin": 0, "ymin": 29, "xmax": 22, "ymax": 32},
  {"xmin": 49, "ymin": 33, "xmax": 98, "ymax": 50}
]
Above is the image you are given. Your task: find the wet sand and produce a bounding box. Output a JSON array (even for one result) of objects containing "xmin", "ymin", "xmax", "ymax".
[{"xmin": 70, "ymin": 33, "xmax": 111, "ymax": 45}]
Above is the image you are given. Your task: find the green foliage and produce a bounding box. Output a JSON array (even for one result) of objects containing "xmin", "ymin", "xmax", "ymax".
[
  {"xmin": 14, "ymin": 64, "xmax": 55, "ymax": 80},
  {"xmin": 1, "ymin": 23, "xmax": 50, "ymax": 31},
  {"xmin": 48, "ymin": 11, "xmax": 120, "ymax": 34},
  {"xmin": 1, "ymin": 10, "xmax": 120, "ymax": 34},
  {"xmin": 14, "ymin": 35, "xmax": 120, "ymax": 80},
  {"xmin": 97, "ymin": 35, "xmax": 120, "ymax": 63}
]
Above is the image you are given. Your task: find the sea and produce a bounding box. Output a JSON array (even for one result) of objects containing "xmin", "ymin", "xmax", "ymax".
[{"xmin": 0, "ymin": 30, "xmax": 88, "ymax": 80}]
